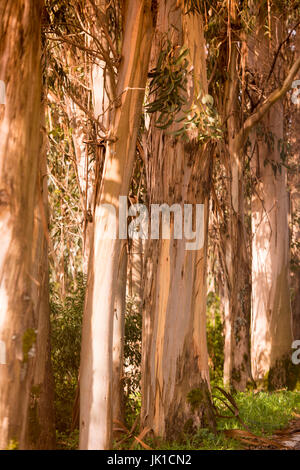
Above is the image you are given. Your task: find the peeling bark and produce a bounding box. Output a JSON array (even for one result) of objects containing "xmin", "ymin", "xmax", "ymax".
[
  {"xmin": 0, "ymin": 0, "xmax": 44, "ymax": 449},
  {"xmin": 141, "ymin": 1, "xmax": 215, "ymax": 440},
  {"xmin": 222, "ymin": 33, "xmax": 252, "ymax": 391}
]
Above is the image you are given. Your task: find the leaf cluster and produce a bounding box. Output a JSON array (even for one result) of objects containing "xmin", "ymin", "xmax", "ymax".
[{"xmin": 146, "ymin": 39, "xmax": 190, "ymax": 130}]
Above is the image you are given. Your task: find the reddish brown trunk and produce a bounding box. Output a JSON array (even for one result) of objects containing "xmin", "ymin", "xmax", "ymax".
[
  {"xmin": 27, "ymin": 108, "xmax": 55, "ymax": 449},
  {"xmin": 141, "ymin": 1, "xmax": 215, "ymax": 439},
  {"xmin": 0, "ymin": 0, "xmax": 44, "ymax": 449}
]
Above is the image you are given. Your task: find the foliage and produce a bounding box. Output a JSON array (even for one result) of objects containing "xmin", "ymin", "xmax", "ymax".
[
  {"xmin": 146, "ymin": 39, "xmax": 190, "ymax": 130},
  {"xmin": 124, "ymin": 295, "xmax": 142, "ymax": 417},
  {"xmin": 206, "ymin": 292, "xmax": 224, "ymax": 386},
  {"xmin": 47, "ymin": 102, "xmax": 85, "ymax": 295},
  {"xmin": 124, "ymin": 393, "xmax": 142, "ymax": 432},
  {"xmin": 146, "ymin": 34, "xmax": 222, "ymax": 141},
  {"xmin": 127, "ymin": 390, "xmax": 300, "ymax": 450},
  {"xmin": 56, "ymin": 430, "xmax": 79, "ymax": 450},
  {"xmin": 50, "ymin": 274, "xmax": 85, "ymax": 432}
]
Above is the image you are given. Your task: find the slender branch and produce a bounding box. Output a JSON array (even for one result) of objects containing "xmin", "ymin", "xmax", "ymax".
[
  {"xmin": 46, "ymin": 34, "xmax": 101, "ymax": 57},
  {"xmin": 88, "ymin": 0, "xmax": 119, "ymax": 62},
  {"xmin": 265, "ymin": 19, "xmax": 300, "ymax": 84},
  {"xmin": 235, "ymin": 56, "xmax": 300, "ymax": 149}
]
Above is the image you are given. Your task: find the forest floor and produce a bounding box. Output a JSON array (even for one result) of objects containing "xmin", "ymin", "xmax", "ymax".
[{"xmin": 56, "ymin": 390, "xmax": 300, "ymax": 450}]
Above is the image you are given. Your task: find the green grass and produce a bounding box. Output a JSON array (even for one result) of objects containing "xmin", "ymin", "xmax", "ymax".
[
  {"xmin": 130, "ymin": 390, "xmax": 300, "ymax": 451},
  {"xmin": 55, "ymin": 390, "xmax": 300, "ymax": 450},
  {"xmin": 145, "ymin": 430, "xmax": 240, "ymax": 450},
  {"xmin": 217, "ymin": 390, "xmax": 300, "ymax": 436}
]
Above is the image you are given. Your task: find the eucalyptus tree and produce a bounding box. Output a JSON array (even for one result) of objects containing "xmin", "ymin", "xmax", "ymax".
[
  {"xmin": 79, "ymin": 0, "xmax": 154, "ymax": 449},
  {"xmin": 0, "ymin": 0, "xmax": 48, "ymax": 449},
  {"xmin": 248, "ymin": 7, "xmax": 298, "ymax": 389},
  {"xmin": 140, "ymin": 0, "xmax": 218, "ymax": 438},
  {"xmin": 46, "ymin": 0, "xmax": 131, "ymax": 433},
  {"xmin": 289, "ymin": 32, "xmax": 300, "ymax": 342},
  {"xmin": 208, "ymin": 0, "xmax": 300, "ymax": 390}
]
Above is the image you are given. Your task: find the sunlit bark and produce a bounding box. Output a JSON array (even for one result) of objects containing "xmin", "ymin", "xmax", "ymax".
[
  {"xmin": 249, "ymin": 16, "xmax": 294, "ymax": 389},
  {"xmin": 251, "ymin": 104, "xmax": 293, "ymax": 388},
  {"xmin": 290, "ymin": 32, "xmax": 300, "ymax": 342},
  {"xmin": 141, "ymin": 1, "xmax": 215, "ymax": 439},
  {"xmin": 0, "ymin": 0, "xmax": 43, "ymax": 449},
  {"xmin": 79, "ymin": 0, "xmax": 153, "ymax": 449}
]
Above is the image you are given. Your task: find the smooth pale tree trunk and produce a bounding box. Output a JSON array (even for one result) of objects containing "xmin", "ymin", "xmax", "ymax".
[
  {"xmin": 79, "ymin": 1, "xmax": 153, "ymax": 450},
  {"xmin": 141, "ymin": 2, "xmax": 215, "ymax": 440},
  {"xmin": 27, "ymin": 107, "xmax": 55, "ymax": 449},
  {"xmin": 251, "ymin": 102, "xmax": 293, "ymax": 388},
  {"xmin": 71, "ymin": 0, "xmax": 115, "ymax": 429},
  {"xmin": 112, "ymin": 243, "xmax": 127, "ymax": 425},
  {"xmin": 290, "ymin": 33, "xmax": 300, "ymax": 342},
  {"xmin": 249, "ymin": 17, "xmax": 294, "ymax": 389},
  {"xmin": 221, "ymin": 8, "xmax": 300, "ymax": 390},
  {"xmin": 0, "ymin": 0, "xmax": 43, "ymax": 449},
  {"xmin": 86, "ymin": 2, "xmax": 113, "ymax": 272},
  {"xmin": 290, "ymin": 114, "xmax": 300, "ymax": 342}
]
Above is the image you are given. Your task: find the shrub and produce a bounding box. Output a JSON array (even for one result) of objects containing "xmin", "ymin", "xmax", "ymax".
[{"xmin": 50, "ymin": 274, "xmax": 85, "ymax": 432}]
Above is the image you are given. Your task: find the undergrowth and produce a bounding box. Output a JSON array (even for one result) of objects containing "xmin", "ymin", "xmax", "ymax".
[
  {"xmin": 50, "ymin": 274, "xmax": 85, "ymax": 433},
  {"xmin": 52, "ymin": 286, "xmax": 300, "ymax": 450},
  {"xmin": 119, "ymin": 390, "xmax": 300, "ymax": 450}
]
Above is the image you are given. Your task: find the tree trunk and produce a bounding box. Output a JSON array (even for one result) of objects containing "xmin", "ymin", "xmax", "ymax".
[
  {"xmin": 251, "ymin": 103, "xmax": 293, "ymax": 389},
  {"xmin": 0, "ymin": 0, "xmax": 43, "ymax": 449},
  {"xmin": 141, "ymin": 1, "xmax": 215, "ymax": 440},
  {"xmin": 224, "ymin": 144, "xmax": 252, "ymax": 391},
  {"xmin": 290, "ymin": 32, "xmax": 300, "ymax": 342},
  {"xmin": 27, "ymin": 106, "xmax": 55, "ymax": 449},
  {"xmin": 221, "ymin": 7, "xmax": 253, "ymax": 392},
  {"xmin": 249, "ymin": 16, "xmax": 294, "ymax": 389},
  {"xmin": 79, "ymin": 0, "xmax": 153, "ymax": 450}
]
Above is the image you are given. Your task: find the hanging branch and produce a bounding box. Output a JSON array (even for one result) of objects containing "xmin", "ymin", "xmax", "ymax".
[{"xmin": 235, "ymin": 56, "xmax": 300, "ymax": 149}]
